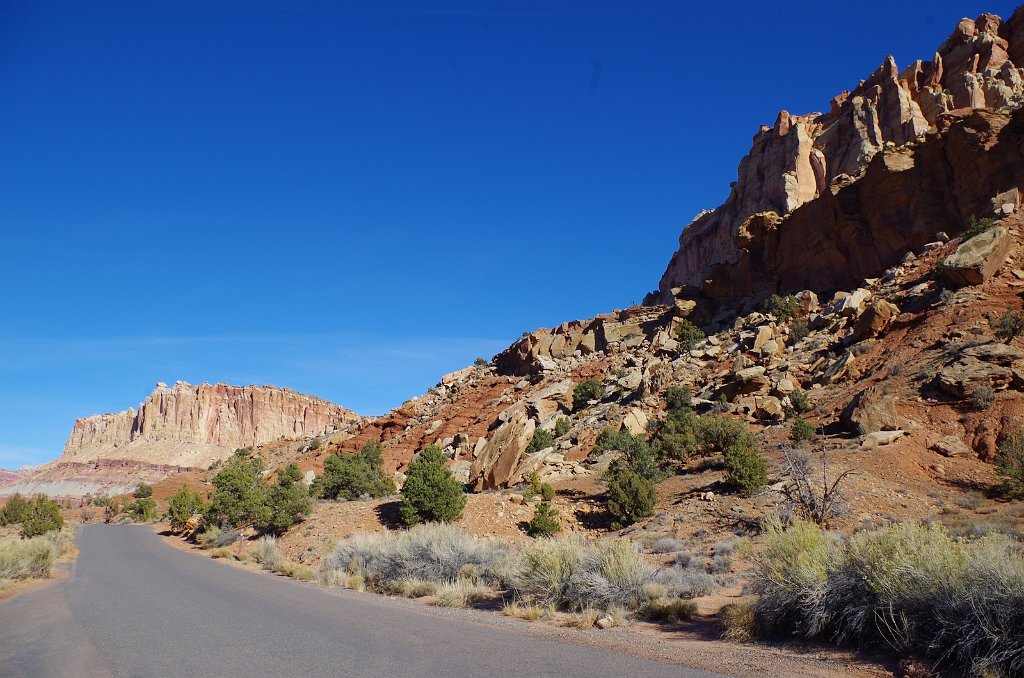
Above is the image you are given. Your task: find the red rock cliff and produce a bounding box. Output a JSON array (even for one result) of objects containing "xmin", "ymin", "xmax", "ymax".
[{"xmin": 653, "ymin": 9, "xmax": 1024, "ymax": 306}]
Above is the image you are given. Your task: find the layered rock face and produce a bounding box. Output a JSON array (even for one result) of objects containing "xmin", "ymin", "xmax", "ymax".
[
  {"xmin": 2, "ymin": 382, "xmax": 359, "ymax": 498},
  {"xmin": 653, "ymin": 10, "xmax": 1024, "ymax": 307},
  {"xmin": 61, "ymin": 381, "xmax": 359, "ymax": 468}
]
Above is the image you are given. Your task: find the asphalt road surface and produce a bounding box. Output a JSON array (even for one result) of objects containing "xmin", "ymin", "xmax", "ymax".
[{"xmin": 0, "ymin": 525, "xmax": 732, "ymax": 677}]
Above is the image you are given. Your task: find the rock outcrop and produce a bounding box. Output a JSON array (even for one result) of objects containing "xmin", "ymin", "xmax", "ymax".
[
  {"xmin": 60, "ymin": 381, "xmax": 359, "ymax": 468},
  {"xmin": 941, "ymin": 226, "xmax": 1012, "ymax": 286},
  {"xmin": 3, "ymin": 382, "xmax": 360, "ymax": 498},
  {"xmin": 652, "ymin": 10, "xmax": 1024, "ymax": 308},
  {"xmin": 495, "ymin": 306, "xmax": 678, "ymax": 376}
]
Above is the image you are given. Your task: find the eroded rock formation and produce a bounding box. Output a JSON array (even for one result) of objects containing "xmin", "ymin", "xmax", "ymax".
[
  {"xmin": 652, "ymin": 10, "xmax": 1024, "ymax": 308},
  {"xmin": 62, "ymin": 381, "xmax": 359, "ymax": 467},
  {"xmin": 3, "ymin": 382, "xmax": 359, "ymax": 497}
]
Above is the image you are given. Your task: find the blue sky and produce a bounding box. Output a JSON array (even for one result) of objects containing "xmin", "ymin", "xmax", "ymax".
[{"xmin": 1, "ymin": 0, "xmax": 1017, "ymax": 467}]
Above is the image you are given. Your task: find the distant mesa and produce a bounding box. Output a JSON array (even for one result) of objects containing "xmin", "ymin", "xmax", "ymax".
[{"xmin": 1, "ymin": 381, "xmax": 360, "ymax": 499}]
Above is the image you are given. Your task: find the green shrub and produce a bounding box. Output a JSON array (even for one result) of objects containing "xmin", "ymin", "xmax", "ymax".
[
  {"xmin": 554, "ymin": 416, "xmax": 571, "ymax": 437},
  {"xmin": 91, "ymin": 494, "xmax": 110, "ymax": 508},
  {"xmin": 675, "ymin": 319, "xmax": 705, "ymax": 352},
  {"xmin": 597, "ymin": 428, "xmax": 666, "ymax": 482},
  {"xmin": 474, "ymin": 357, "xmax": 488, "ymax": 366},
  {"xmin": 990, "ymin": 310, "xmax": 1024, "ymax": 343},
  {"xmin": 964, "ymin": 215, "xmax": 995, "ymax": 240},
  {"xmin": 133, "ymin": 483, "xmax": 153, "ymax": 499},
  {"xmin": 167, "ymin": 485, "xmax": 206, "ymax": 532},
  {"xmin": 0, "ymin": 493, "xmax": 32, "ymax": 526},
  {"xmin": 21, "ymin": 496, "xmax": 64, "ymax": 538},
  {"xmin": 664, "ymin": 386, "xmax": 692, "ymax": 412},
  {"xmin": 997, "ymin": 430, "xmax": 1024, "ymax": 499},
  {"xmin": 206, "ymin": 449, "xmax": 271, "ymax": 529},
  {"xmin": 313, "ymin": 441, "xmax": 396, "ymax": 501},
  {"xmin": 790, "ymin": 418, "xmax": 816, "ymax": 445},
  {"xmin": 399, "ymin": 445, "xmax": 466, "ymax": 526},
  {"xmin": 607, "ymin": 468, "xmax": 656, "ymax": 529},
  {"xmin": 572, "ymin": 379, "xmax": 604, "ymax": 410},
  {"xmin": 259, "ymin": 463, "xmax": 312, "ymax": 535},
  {"xmin": 652, "ymin": 407, "xmax": 700, "ymax": 463},
  {"xmin": 126, "ymin": 496, "xmax": 157, "ymax": 522},
  {"xmin": 527, "ymin": 502, "xmax": 561, "ymax": 538},
  {"xmin": 696, "ymin": 415, "xmax": 749, "ymax": 456},
  {"xmin": 753, "ymin": 518, "xmax": 1024, "ymax": 676},
  {"xmin": 524, "ymin": 470, "xmax": 555, "ymax": 501},
  {"xmin": 789, "ymin": 318, "xmax": 811, "ymax": 343},
  {"xmin": 526, "ymin": 429, "xmax": 554, "ymax": 454},
  {"xmin": 762, "ymin": 294, "xmax": 798, "ymax": 321},
  {"xmin": 789, "ymin": 389, "xmax": 813, "ymax": 415},
  {"xmin": 724, "ymin": 433, "xmax": 768, "ymax": 497}
]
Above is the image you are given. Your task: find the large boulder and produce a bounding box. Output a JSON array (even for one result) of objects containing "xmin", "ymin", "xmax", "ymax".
[
  {"xmin": 931, "ymin": 435, "xmax": 972, "ymax": 458},
  {"xmin": 936, "ymin": 357, "xmax": 1013, "ymax": 397},
  {"xmin": 941, "ymin": 226, "xmax": 1011, "ymax": 287},
  {"xmin": 470, "ymin": 411, "xmax": 536, "ymax": 490},
  {"xmin": 851, "ymin": 300, "xmax": 900, "ymax": 340},
  {"xmin": 842, "ymin": 385, "xmax": 899, "ymax": 433}
]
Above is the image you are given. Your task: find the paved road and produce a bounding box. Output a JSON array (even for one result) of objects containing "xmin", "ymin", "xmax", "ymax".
[{"xmin": 0, "ymin": 525, "xmax": 731, "ymax": 677}]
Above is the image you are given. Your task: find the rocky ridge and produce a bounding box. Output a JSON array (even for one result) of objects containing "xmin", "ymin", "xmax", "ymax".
[{"xmin": 652, "ymin": 9, "xmax": 1024, "ymax": 311}]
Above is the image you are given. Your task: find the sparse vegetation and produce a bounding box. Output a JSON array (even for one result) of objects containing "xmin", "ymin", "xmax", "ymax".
[
  {"xmin": 250, "ymin": 535, "xmax": 283, "ymax": 569},
  {"xmin": 606, "ymin": 468, "xmax": 656, "ymax": 529},
  {"xmin": 780, "ymin": 443, "xmax": 854, "ymax": 526},
  {"xmin": 525, "ymin": 429, "xmax": 554, "ymax": 454},
  {"xmin": 206, "ymin": 449, "xmax": 272, "ymax": 529},
  {"xmin": 790, "ymin": 418, "xmax": 815, "ymax": 445},
  {"xmin": 789, "ymin": 389, "xmax": 813, "ymax": 415},
  {"xmin": 762, "ymin": 293, "xmax": 798, "ymax": 321},
  {"xmin": 972, "ymin": 384, "xmax": 996, "ymax": 410},
  {"xmin": 0, "ymin": 493, "xmax": 32, "ymax": 527},
  {"xmin": 512, "ymin": 535, "xmax": 653, "ymax": 611},
  {"xmin": 675, "ymin": 319, "xmax": 705, "ymax": 352},
  {"xmin": 789, "ymin": 317, "xmax": 810, "ymax": 343},
  {"xmin": 723, "ymin": 433, "xmax": 768, "ymax": 497},
  {"xmin": 554, "ymin": 416, "xmax": 571, "ymax": 437},
  {"xmin": 399, "ymin": 445, "xmax": 466, "ymax": 526},
  {"xmin": 313, "ymin": 441, "xmax": 396, "ymax": 501},
  {"xmin": 990, "ymin": 310, "xmax": 1024, "ymax": 344},
  {"xmin": 964, "ymin": 214, "xmax": 995, "ymax": 240},
  {"xmin": 167, "ymin": 485, "xmax": 206, "ymax": 532},
  {"xmin": 752, "ymin": 518, "xmax": 1024, "ymax": 677},
  {"xmin": 125, "ymin": 484, "xmax": 158, "ymax": 522},
  {"xmin": 20, "ymin": 496, "xmax": 64, "ymax": 538},
  {"xmin": 572, "ymin": 379, "xmax": 604, "ymax": 410},
  {"xmin": 259, "ymin": 463, "xmax": 312, "ymax": 535},
  {"xmin": 0, "ymin": 531, "xmax": 73, "ymax": 583},
  {"xmin": 527, "ymin": 502, "xmax": 561, "ymax": 538},
  {"xmin": 321, "ymin": 523, "xmax": 507, "ymax": 592},
  {"xmin": 524, "ymin": 470, "xmax": 554, "ymax": 501},
  {"xmin": 997, "ymin": 429, "xmax": 1024, "ymax": 500}
]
